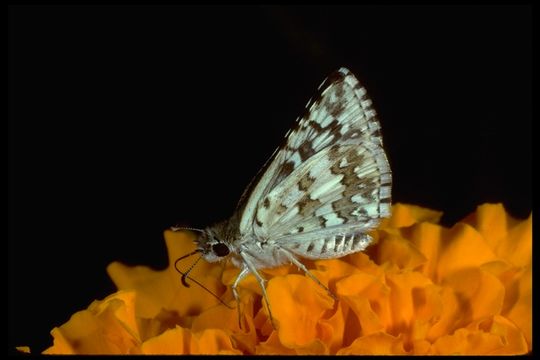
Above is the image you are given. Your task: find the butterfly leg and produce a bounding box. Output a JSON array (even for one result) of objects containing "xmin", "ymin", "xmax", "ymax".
[
  {"xmin": 235, "ymin": 254, "xmax": 277, "ymax": 329},
  {"xmin": 278, "ymin": 247, "xmax": 337, "ymax": 301},
  {"xmin": 231, "ymin": 265, "xmax": 250, "ymax": 330}
]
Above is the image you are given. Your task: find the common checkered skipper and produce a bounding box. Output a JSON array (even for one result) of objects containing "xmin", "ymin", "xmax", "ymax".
[{"xmin": 174, "ymin": 68, "xmax": 392, "ymax": 328}]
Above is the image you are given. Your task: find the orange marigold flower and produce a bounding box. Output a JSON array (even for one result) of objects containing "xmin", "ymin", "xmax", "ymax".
[{"xmin": 39, "ymin": 203, "xmax": 531, "ymax": 355}]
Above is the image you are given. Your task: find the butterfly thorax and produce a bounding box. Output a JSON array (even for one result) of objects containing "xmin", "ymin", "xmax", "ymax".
[{"xmin": 197, "ymin": 216, "xmax": 292, "ymax": 269}]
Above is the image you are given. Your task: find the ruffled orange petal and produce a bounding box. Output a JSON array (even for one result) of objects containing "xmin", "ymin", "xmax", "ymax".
[
  {"xmin": 442, "ymin": 267, "xmax": 505, "ymax": 326},
  {"xmin": 43, "ymin": 291, "xmax": 140, "ymax": 354},
  {"xmin": 140, "ymin": 326, "xmax": 194, "ymax": 354},
  {"xmin": 424, "ymin": 286, "xmax": 460, "ymax": 342},
  {"xmin": 15, "ymin": 346, "xmax": 31, "ymax": 354},
  {"xmin": 317, "ymin": 300, "xmax": 347, "ymax": 354},
  {"xmin": 42, "ymin": 328, "xmax": 76, "ymax": 355},
  {"xmin": 431, "ymin": 315, "xmax": 528, "ymax": 355},
  {"xmin": 267, "ymin": 274, "xmax": 334, "ymax": 351},
  {"xmin": 337, "ymin": 332, "xmax": 407, "ymax": 355},
  {"xmin": 192, "ymin": 329, "xmax": 243, "ymax": 355},
  {"xmin": 463, "ymin": 203, "xmax": 510, "ymax": 250},
  {"xmin": 435, "ymin": 223, "xmax": 498, "ymax": 281},
  {"xmin": 315, "ymin": 257, "xmax": 367, "ymax": 282},
  {"xmin": 384, "ymin": 271, "xmax": 438, "ymax": 344},
  {"xmin": 499, "ymin": 213, "xmax": 532, "ymax": 268},
  {"xmin": 141, "ymin": 326, "xmax": 242, "ymax": 355},
  {"xmin": 343, "ymin": 251, "xmax": 384, "ymax": 276},
  {"xmin": 382, "ymin": 203, "xmax": 443, "ymax": 229},
  {"xmin": 502, "ymin": 264, "xmax": 532, "ymax": 348},
  {"xmin": 190, "ymin": 292, "xmax": 259, "ymax": 354},
  {"xmin": 374, "ymin": 232, "xmax": 427, "ymax": 270},
  {"xmin": 107, "ymin": 230, "xmax": 226, "ymax": 325},
  {"xmin": 255, "ymin": 330, "xmax": 297, "ymax": 355},
  {"xmin": 336, "ymin": 272, "xmax": 389, "ymax": 337},
  {"xmin": 405, "ymin": 221, "xmax": 443, "ymax": 280}
]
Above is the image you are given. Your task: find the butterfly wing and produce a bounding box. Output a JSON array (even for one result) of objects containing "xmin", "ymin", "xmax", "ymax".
[{"xmin": 237, "ymin": 68, "xmax": 391, "ymax": 257}]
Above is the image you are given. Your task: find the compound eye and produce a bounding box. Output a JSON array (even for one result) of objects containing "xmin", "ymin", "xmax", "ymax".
[{"xmin": 212, "ymin": 243, "xmax": 230, "ymax": 257}]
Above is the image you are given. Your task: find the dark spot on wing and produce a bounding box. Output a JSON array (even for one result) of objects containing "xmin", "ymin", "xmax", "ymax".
[
  {"xmin": 298, "ymin": 174, "xmax": 316, "ymax": 191},
  {"xmin": 298, "ymin": 141, "xmax": 315, "ymax": 161},
  {"xmin": 321, "ymin": 241, "xmax": 328, "ymax": 254},
  {"xmin": 334, "ymin": 235, "xmax": 344, "ymax": 252},
  {"xmin": 380, "ymin": 197, "xmax": 392, "ymax": 204},
  {"xmin": 276, "ymin": 161, "xmax": 295, "ymax": 183},
  {"xmin": 298, "ymin": 197, "xmax": 322, "ymax": 217},
  {"xmin": 352, "ymin": 235, "xmax": 361, "ymax": 249}
]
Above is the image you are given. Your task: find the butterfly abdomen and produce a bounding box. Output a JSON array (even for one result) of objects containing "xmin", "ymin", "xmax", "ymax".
[{"xmin": 288, "ymin": 231, "xmax": 373, "ymax": 260}]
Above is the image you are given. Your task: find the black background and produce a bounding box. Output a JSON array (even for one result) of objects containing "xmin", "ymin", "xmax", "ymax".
[{"xmin": 9, "ymin": 5, "xmax": 531, "ymax": 354}]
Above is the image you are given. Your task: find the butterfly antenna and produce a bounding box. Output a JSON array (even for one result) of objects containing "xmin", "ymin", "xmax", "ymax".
[
  {"xmin": 177, "ymin": 253, "xmax": 203, "ymax": 288},
  {"xmin": 174, "ymin": 250, "xmax": 233, "ymax": 309},
  {"xmin": 170, "ymin": 225, "xmax": 205, "ymax": 233}
]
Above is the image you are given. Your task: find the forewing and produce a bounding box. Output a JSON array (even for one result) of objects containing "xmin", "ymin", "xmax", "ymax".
[{"xmin": 238, "ymin": 68, "xmax": 391, "ymax": 241}]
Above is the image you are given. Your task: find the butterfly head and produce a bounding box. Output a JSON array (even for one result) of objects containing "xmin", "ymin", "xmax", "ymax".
[
  {"xmin": 195, "ymin": 228, "xmax": 231, "ymax": 263},
  {"xmin": 171, "ymin": 225, "xmax": 236, "ymax": 309},
  {"xmin": 171, "ymin": 221, "xmax": 235, "ymax": 264}
]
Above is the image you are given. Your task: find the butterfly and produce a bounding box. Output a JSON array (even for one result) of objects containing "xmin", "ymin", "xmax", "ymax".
[{"xmin": 173, "ymin": 67, "xmax": 392, "ymax": 328}]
